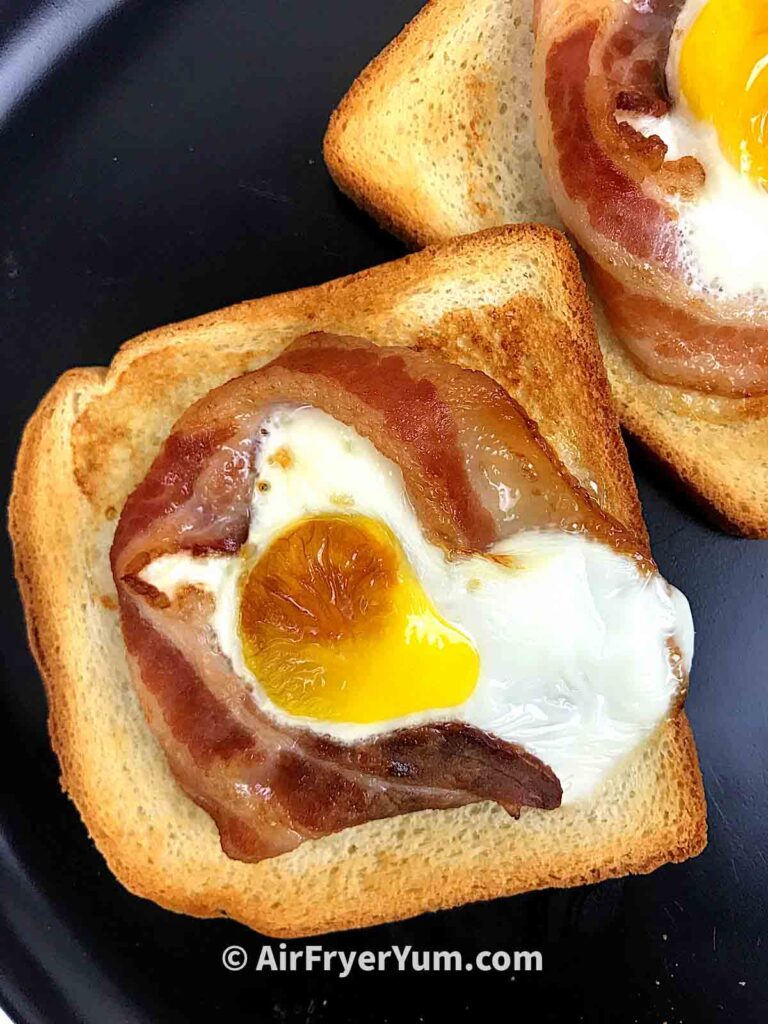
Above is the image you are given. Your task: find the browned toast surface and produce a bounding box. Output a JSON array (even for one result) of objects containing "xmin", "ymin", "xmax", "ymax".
[
  {"xmin": 10, "ymin": 227, "xmax": 705, "ymax": 936},
  {"xmin": 324, "ymin": 0, "xmax": 768, "ymax": 537}
]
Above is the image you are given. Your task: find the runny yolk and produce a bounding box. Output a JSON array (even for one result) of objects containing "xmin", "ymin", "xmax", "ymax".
[
  {"xmin": 679, "ymin": 0, "xmax": 768, "ymax": 189},
  {"xmin": 238, "ymin": 515, "xmax": 479, "ymax": 723}
]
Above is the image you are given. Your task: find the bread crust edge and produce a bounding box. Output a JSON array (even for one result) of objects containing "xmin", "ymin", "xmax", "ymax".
[{"xmin": 9, "ymin": 228, "xmax": 707, "ymax": 938}]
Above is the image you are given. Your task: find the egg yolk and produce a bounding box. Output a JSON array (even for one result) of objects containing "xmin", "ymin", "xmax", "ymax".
[
  {"xmin": 238, "ymin": 515, "xmax": 479, "ymax": 723},
  {"xmin": 679, "ymin": 0, "xmax": 768, "ymax": 189}
]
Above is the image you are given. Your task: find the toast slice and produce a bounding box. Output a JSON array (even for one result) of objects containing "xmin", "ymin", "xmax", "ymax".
[
  {"xmin": 10, "ymin": 227, "xmax": 705, "ymax": 937},
  {"xmin": 324, "ymin": 0, "xmax": 768, "ymax": 538}
]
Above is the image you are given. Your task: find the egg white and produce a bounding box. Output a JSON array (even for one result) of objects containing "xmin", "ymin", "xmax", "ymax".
[
  {"xmin": 141, "ymin": 405, "xmax": 693, "ymax": 805},
  {"xmin": 618, "ymin": 0, "xmax": 768, "ymax": 300}
]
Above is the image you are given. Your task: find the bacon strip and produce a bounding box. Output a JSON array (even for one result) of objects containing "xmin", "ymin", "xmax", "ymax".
[
  {"xmin": 534, "ymin": 0, "xmax": 768, "ymax": 397},
  {"xmin": 120, "ymin": 588, "xmax": 562, "ymax": 860},
  {"xmin": 544, "ymin": 20, "xmax": 678, "ymax": 265},
  {"xmin": 591, "ymin": 262, "xmax": 768, "ymax": 396},
  {"xmin": 113, "ymin": 335, "xmax": 641, "ymax": 861}
]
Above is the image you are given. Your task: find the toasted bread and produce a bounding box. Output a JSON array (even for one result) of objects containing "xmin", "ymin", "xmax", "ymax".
[
  {"xmin": 10, "ymin": 227, "xmax": 705, "ymax": 937},
  {"xmin": 324, "ymin": 0, "xmax": 768, "ymax": 538}
]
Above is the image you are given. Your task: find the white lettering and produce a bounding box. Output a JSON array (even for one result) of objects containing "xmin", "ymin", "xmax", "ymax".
[
  {"xmin": 336, "ymin": 950, "xmax": 356, "ymax": 979},
  {"xmin": 476, "ymin": 951, "xmax": 493, "ymax": 972},
  {"xmin": 358, "ymin": 951, "xmax": 376, "ymax": 971},
  {"xmin": 391, "ymin": 945, "xmax": 412, "ymax": 970},
  {"xmin": 255, "ymin": 946, "xmax": 278, "ymax": 971},
  {"xmin": 433, "ymin": 951, "xmax": 462, "ymax": 971},
  {"xmin": 244, "ymin": 943, "xmax": 542, "ymax": 976},
  {"xmin": 514, "ymin": 951, "xmax": 543, "ymax": 972},
  {"xmin": 305, "ymin": 946, "xmax": 322, "ymax": 970}
]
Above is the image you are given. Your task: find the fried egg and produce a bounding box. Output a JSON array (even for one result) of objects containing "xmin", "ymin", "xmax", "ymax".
[
  {"xmin": 622, "ymin": 0, "xmax": 768, "ymax": 298},
  {"xmin": 141, "ymin": 405, "xmax": 693, "ymax": 804}
]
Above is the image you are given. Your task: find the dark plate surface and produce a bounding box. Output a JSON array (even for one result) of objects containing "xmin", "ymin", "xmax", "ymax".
[{"xmin": 0, "ymin": 2, "xmax": 766, "ymax": 1022}]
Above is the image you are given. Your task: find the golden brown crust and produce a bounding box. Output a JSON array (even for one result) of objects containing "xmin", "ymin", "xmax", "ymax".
[
  {"xmin": 10, "ymin": 227, "xmax": 705, "ymax": 937},
  {"xmin": 324, "ymin": 0, "xmax": 561, "ymax": 248},
  {"xmin": 324, "ymin": 0, "xmax": 768, "ymax": 537},
  {"xmin": 324, "ymin": 0, "xmax": 441, "ymax": 248}
]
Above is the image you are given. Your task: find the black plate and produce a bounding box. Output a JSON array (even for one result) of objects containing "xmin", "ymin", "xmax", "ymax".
[{"xmin": 1, "ymin": 2, "xmax": 766, "ymax": 1022}]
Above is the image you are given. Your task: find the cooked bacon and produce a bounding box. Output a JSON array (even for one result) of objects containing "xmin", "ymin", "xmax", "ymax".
[
  {"xmin": 112, "ymin": 334, "xmax": 643, "ymax": 862},
  {"xmin": 118, "ymin": 332, "xmax": 636, "ymax": 559},
  {"xmin": 536, "ymin": 2, "xmax": 689, "ymax": 259},
  {"xmin": 120, "ymin": 587, "xmax": 562, "ymax": 860},
  {"xmin": 268, "ymin": 334, "xmax": 637, "ymax": 553},
  {"xmin": 591, "ymin": 262, "xmax": 768, "ymax": 396},
  {"xmin": 534, "ymin": 0, "xmax": 768, "ymax": 396},
  {"xmin": 600, "ymin": 0, "xmax": 680, "ymax": 112}
]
